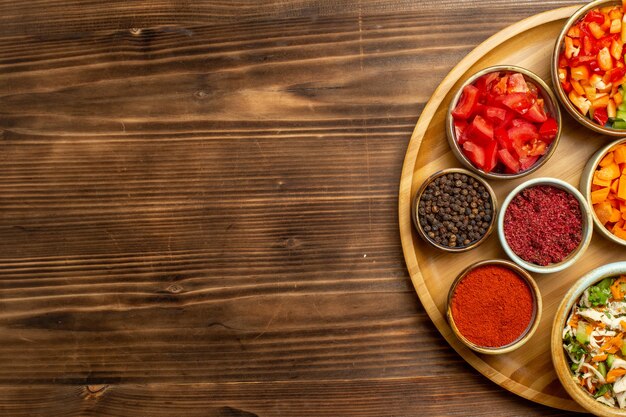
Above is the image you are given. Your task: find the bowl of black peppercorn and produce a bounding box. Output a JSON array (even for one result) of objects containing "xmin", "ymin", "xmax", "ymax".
[{"xmin": 412, "ymin": 168, "xmax": 497, "ymax": 252}]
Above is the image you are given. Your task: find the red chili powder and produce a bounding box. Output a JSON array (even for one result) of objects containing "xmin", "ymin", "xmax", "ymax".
[
  {"xmin": 503, "ymin": 185, "xmax": 582, "ymax": 266},
  {"xmin": 451, "ymin": 265, "xmax": 534, "ymax": 347}
]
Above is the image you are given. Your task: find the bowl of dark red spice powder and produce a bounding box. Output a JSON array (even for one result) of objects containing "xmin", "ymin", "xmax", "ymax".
[
  {"xmin": 498, "ymin": 178, "xmax": 593, "ymax": 274},
  {"xmin": 412, "ymin": 168, "xmax": 497, "ymax": 252},
  {"xmin": 446, "ymin": 259, "xmax": 542, "ymax": 354}
]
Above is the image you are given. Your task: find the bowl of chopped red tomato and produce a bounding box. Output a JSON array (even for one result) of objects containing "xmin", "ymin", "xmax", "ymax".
[
  {"xmin": 447, "ymin": 65, "xmax": 562, "ymax": 180},
  {"xmin": 553, "ymin": 0, "xmax": 626, "ymax": 136}
]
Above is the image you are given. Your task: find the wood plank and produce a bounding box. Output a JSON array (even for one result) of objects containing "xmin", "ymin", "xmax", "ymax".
[{"xmin": 0, "ymin": 379, "xmax": 576, "ymax": 417}]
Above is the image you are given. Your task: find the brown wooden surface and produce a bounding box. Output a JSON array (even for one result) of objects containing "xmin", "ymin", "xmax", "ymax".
[{"xmin": 0, "ymin": 1, "xmax": 590, "ymax": 416}]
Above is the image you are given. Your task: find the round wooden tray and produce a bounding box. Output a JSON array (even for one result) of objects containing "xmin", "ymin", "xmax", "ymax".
[{"xmin": 398, "ymin": 5, "xmax": 622, "ymax": 412}]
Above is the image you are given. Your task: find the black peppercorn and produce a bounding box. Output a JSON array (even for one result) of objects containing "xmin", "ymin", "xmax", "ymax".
[{"xmin": 417, "ymin": 172, "xmax": 494, "ymax": 249}]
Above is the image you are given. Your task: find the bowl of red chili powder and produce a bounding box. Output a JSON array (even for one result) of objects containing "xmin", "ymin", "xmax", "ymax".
[
  {"xmin": 498, "ymin": 178, "xmax": 593, "ymax": 274},
  {"xmin": 447, "ymin": 259, "xmax": 542, "ymax": 354}
]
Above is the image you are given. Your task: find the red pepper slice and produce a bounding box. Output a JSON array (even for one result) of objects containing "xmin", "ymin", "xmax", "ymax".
[
  {"xmin": 609, "ymin": 67, "xmax": 626, "ymax": 83},
  {"xmin": 583, "ymin": 35, "xmax": 596, "ymax": 55},
  {"xmin": 584, "ymin": 10, "xmax": 605, "ymax": 24},
  {"xmin": 593, "ymin": 107, "xmax": 609, "ymax": 126},
  {"xmin": 570, "ymin": 55, "xmax": 597, "ymax": 66}
]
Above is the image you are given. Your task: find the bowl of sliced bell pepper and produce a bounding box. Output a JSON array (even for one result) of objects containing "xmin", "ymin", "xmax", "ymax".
[
  {"xmin": 447, "ymin": 65, "xmax": 562, "ymax": 180},
  {"xmin": 581, "ymin": 138, "xmax": 626, "ymax": 246},
  {"xmin": 553, "ymin": 0, "xmax": 626, "ymax": 136}
]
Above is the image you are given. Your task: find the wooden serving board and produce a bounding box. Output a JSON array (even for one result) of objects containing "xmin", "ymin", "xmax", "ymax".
[{"xmin": 398, "ymin": 6, "xmax": 623, "ymax": 412}]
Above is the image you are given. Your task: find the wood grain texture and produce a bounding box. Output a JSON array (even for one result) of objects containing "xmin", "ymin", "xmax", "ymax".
[{"xmin": 0, "ymin": 0, "xmax": 588, "ymax": 415}]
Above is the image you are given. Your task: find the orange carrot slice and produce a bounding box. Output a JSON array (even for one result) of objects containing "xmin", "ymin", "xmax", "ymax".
[{"xmin": 607, "ymin": 368, "xmax": 626, "ymax": 383}]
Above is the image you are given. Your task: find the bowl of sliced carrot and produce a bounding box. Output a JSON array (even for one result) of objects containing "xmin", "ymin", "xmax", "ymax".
[{"xmin": 581, "ymin": 138, "xmax": 626, "ymax": 245}]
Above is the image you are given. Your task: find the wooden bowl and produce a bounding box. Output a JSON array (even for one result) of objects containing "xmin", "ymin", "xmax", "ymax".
[
  {"xmin": 446, "ymin": 259, "xmax": 542, "ymax": 355},
  {"xmin": 580, "ymin": 138, "xmax": 626, "ymax": 246},
  {"xmin": 411, "ymin": 168, "xmax": 497, "ymax": 253},
  {"xmin": 497, "ymin": 177, "xmax": 593, "ymax": 274},
  {"xmin": 446, "ymin": 65, "xmax": 562, "ymax": 180},
  {"xmin": 552, "ymin": 262, "xmax": 626, "ymax": 417},
  {"xmin": 551, "ymin": 0, "xmax": 626, "ymax": 137}
]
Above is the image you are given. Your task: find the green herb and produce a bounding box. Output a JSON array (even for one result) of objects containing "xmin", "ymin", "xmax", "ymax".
[
  {"xmin": 594, "ymin": 384, "xmax": 612, "ymax": 398},
  {"xmin": 565, "ymin": 339, "xmax": 587, "ymax": 363},
  {"xmin": 588, "ymin": 278, "xmax": 614, "ymax": 306}
]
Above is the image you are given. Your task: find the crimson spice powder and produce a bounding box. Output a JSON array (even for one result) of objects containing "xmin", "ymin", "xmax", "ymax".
[
  {"xmin": 450, "ymin": 265, "xmax": 533, "ymax": 347},
  {"xmin": 503, "ymin": 185, "xmax": 582, "ymax": 266}
]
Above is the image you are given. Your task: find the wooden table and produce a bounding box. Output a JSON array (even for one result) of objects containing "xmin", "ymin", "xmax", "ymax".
[{"xmin": 0, "ymin": 1, "xmax": 590, "ymax": 415}]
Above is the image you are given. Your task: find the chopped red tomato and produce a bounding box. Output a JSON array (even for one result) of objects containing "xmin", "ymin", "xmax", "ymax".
[
  {"xmin": 482, "ymin": 106, "xmax": 507, "ymax": 123},
  {"xmin": 524, "ymin": 102, "xmax": 548, "ymax": 123},
  {"xmin": 498, "ymin": 149, "xmax": 520, "ymax": 173},
  {"xmin": 538, "ymin": 118, "xmax": 558, "ymax": 141},
  {"xmin": 469, "ymin": 115, "xmax": 494, "ymax": 146},
  {"xmin": 527, "ymin": 140, "xmax": 547, "ymax": 157},
  {"xmin": 507, "ymin": 73, "xmax": 529, "ymax": 93},
  {"xmin": 501, "ymin": 93, "xmax": 533, "ymax": 114},
  {"xmin": 508, "ymin": 123, "xmax": 539, "ymax": 144},
  {"xmin": 462, "ymin": 141, "xmax": 486, "ymax": 168},
  {"xmin": 453, "ymin": 119, "xmax": 468, "ymax": 138},
  {"xmin": 452, "ymin": 85, "xmax": 480, "ymax": 119},
  {"xmin": 494, "ymin": 126, "xmax": 510, "ymax": 151},
  {"xmin": 483, "ymin": 140, "xmax": 498, "ymax": 173},
  {"xmin": 492, "ymin": 76, "xmax": 508, "ymax": 96},
  {"xmin": 451, "ymin": 70, "xmax": 557, "ymax": 174},
  {"xmin": 474, "ymin": 72, "xmax": 499, "ymax": 92},
  {"xmin": 519, "ymin": 154, "xmax": 540, "ymax": 171}
]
